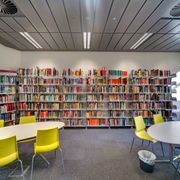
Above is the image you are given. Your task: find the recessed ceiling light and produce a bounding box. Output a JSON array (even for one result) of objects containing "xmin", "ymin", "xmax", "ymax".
[
  {"xmin": 19, "ymin": 32, "xmax": 42, "ymax": 49},
  {"xmin": 113, "ymin": 17, "xmax": 116, "ymax": 21},
  {"xmin": 130, "ymin": 33, "xmax": 153, "ymax": 50}
]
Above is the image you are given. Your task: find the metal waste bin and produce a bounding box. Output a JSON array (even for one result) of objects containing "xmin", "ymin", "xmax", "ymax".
[{"xmin": 138, "ymin": 150, "xmax": 156, "ymax": 173}]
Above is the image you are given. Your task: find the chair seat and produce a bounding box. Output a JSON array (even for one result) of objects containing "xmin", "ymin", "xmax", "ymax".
[
  {"xmin": 0, "ymin": 152, "xmax": 18, "ymax": 167},
  {"xmin": 35, "ymin": 142, "xmax": 59, "ymax": 153},
  {"xmin": 135, "ymin": 130, "xmax": 156, "ymax": 143}
]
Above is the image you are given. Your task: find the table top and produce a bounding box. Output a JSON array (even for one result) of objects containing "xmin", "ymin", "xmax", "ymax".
[
  {"xmin": 0, "ymin": 121, "xmax": 64, "ymax": 141},
  {"xmin": 147, "ymin": 121, "xmax": 180, "ymax": 145}
]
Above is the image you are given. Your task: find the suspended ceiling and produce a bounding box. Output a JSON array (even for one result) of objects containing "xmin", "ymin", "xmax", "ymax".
[{"xmin": 0, "ymin": 0, "xmax": 180, "ymax": 52}]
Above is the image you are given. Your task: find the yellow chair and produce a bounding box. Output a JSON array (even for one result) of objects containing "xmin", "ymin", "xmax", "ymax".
[
  {"xmin": 153, "ymin": 114, "xmax": 164, "ymax": 124},
  {"xmin": 19, "ymin": 115, "xmax": 36, "ymax": 124},
  {"xmin": 0, "ymin": 136, "xmax": 26, "ymax": 179},
  {"xmin": 0, "ymin": 119, "xmax": 4, "ymax": 127},
  {"xmin": 130, "ymin": 116, "xmax": 156, "ymax": 152},
  {"xmin": 19, "ymin": 116, "xmax": 36, "ymax": 143},
  {"xmin": 30, "ymin": 127, "xmax": 64, "ymax": 180}
]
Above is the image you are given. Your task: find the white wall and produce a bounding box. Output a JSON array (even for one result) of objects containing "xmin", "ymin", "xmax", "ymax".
[
  {"xmin": 0, "ymin": 43, "xmax": 179, "ymax": 73},
  {"xmin": 0, "ymin": 44, "xmax": 21, "ymax": 70},
  {"xmin": 20, "ymin": 51, "xmax": 180, "ymax": 73}
]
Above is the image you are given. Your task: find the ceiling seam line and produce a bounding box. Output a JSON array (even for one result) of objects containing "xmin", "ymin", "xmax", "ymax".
[
  {"xmin": 105, "ymin": 0, "xmax": 131, "ymax": 50},
  {"xmin": 97, "ymin": 0, "xmax": 114, "ymax": 49},
  {"xmin": 120, "ymin": 0, "xmax": 149, "ymax": 50},
  {"xmin": 62, "ymin": 0, "xmax": 75, "ymax": 49},
  {"xmin": 28, "ymin": 0, "xmax": 53, "ymax": 49},
  {"xmin": 45, "ymin": 0, "xmax": 67, "ymax": 49}
]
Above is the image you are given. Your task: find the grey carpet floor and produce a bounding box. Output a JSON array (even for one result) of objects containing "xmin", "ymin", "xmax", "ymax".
[{"xmin": 1, "ymin": 128, "xmax": 179, "ymax": 180}]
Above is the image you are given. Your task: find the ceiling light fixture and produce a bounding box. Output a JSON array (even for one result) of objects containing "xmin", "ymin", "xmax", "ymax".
[
  {"xmin": 19, "ymin": 32, "xmax": 42, "ymax": 49},
  {"xmin": 83, "ymin": 32, "xmax": 91, "ymax": 49},
  {"xmin": 87, "ymin": 32, "xmax": 91, "ymax": 49},
  {"xmin": 83, "ymin": 32, "xmax": 87, "ymax": 49},
  {"xmin": 130, "ymin": 33, "xmax": 153, "ymax": 49}
]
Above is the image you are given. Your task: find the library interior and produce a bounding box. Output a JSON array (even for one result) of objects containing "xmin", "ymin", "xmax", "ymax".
[{"xmin": 0, "ymin": 0, "xmax": 180, "ymax": 180}]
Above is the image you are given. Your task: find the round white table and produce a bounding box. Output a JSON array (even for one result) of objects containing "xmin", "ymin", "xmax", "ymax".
[
  {"xmin": 0, "ymin": 121, "xmax": 64, "ymax": 141},
  {"xmin": 147, "ymin": 121, "xmax": 180, "ymax": 145}
]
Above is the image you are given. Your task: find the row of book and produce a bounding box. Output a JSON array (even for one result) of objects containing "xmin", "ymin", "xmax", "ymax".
[
  {"xmin": 0, "ymin": 76, "xmax": 16, "ymax": 84},
  {"xmin": 63, "ymin": 102, "xmax": 86, "ymax": 109},
  {"xmin": 87, "ymin": 118, "xmax": 107, "ymax": 126},
  {"xmin": 86, "ymin": 111, "xmax": 107, "ymax": 117},
  {"xmin": 0, "ymin": 103, "xmax": 15, "ymax": 113},
  {"xmin": 63, "ymin": 111, "xmax": 83, "ymax": 118},
  {"xmin": 109, "ymin": 119, "xmax": 127, "ymax": 126},
  {"xmin": 131, "ymin": 69, "xmax": 171, "ymax": 77},
  {"xmin": 0, "ymin": 113, "xmax": 15, "ymax": 122},
  {"xmin": 87, "ymin": 102, "xmax": 107, "ymax": 109},
  {"xmin": 63, "ymin": 94, "xmax": 85, "ymax": 101},
  {"xmin": 0, "ymin": 95, "xmax": 15, "ymax": 103},
  {"xmin": 39, "ymin": 111, "xmax": 61, "ymax": 118},
  {"xmin": 0, "ymin": 86, "xmax": 15, "ymax": 93},
  {"xmin": 64, "ymin": 119, "xmax": 86, "ymax": 126}
]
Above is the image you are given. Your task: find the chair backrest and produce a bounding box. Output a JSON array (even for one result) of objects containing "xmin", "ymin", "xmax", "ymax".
[
  {"xmin": 0, "ymin": 136, "xmax": 18, "ymax": 167},
  {"xmin": 153, "ymin": 114, "xmax": 164, "ymax": 124},
  {"xmin": 20, "ymin": 116, "xmax": 36, "ymax": 124},
  {"xmin": 134, "ymin": 116, "xmax": 146, "ymax": 132},
  {"xmin": 0, "ymin": 119, "xmax": 4, "ymax": 127},
  {"xmin": 36, "ymin": 127, "xmax": 59, "ymax": 147}
]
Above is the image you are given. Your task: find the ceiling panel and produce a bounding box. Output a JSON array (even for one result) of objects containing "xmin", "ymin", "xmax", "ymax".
[
  {"xmin": 123, "ymin": 34, "xmax": 144, "ymax": 50},
  {"xmin": 29, "ymin": 33, "xmax": 51, "ymax": 49},
  {"xmin": 99, "ymin": 34, "xmax": 112, "ymax": 50},
  {"xmin": 93, "ymin": 0, "xmax": 113, "ymax": 33},
  {"xmin": 161, "ymin": 37, "xmax": 180, "ymax": 51},
  {"xmin": 91, "ymin": 34, "xmax": 101, "ymax": 50},
  {"xmin": 104, "ymin": 0, "xmax": 129, "ymax": 33},
  {"xmin": 1, "ymin": 17, "xmax": 24, "ymax": 32},
  {"xmin": 148, "ymin": 19, "xmax": 171, "ymax": 33},
  {"xmin": 116, "ymin": 0, "xmax": 146, "ymax": 33},
  {"xmin": 47, "ymin": 0, "xmax": 70, "ymax": 32},
  {"xmin": 64, "ymin": 0, "xmax": 81, "ymax": 32},
  {"xmin": 61, "ymin": 33, "xmax": 75, "ymax": 49},
  {"xmin": 137, "ymin": 34, "xmax": 163, "ymax": 50},
  {"xmin": 154, "ymin": 34, "xmax": 180, "ymax": 50},
  {"xmin": 40, "ymin": 33, "xmax": 59, "ymax": 49},
  {"xmin": 145, "ymin": 34, "xmax": 173, "ymax": 50},
  {"xmin": 8, "ymin": 32, "xmax": 35, "ymax": 49},
  {"xmin": 13, "ymin": 0, "xmax": 47, "ymax": 32},
  {"xmin": 126, "ymin": 0, "xmax": 162, "ymax": 33},
  {"xmin": 168, "ymin": 24, "xmax": 180, "ymax": 33},
  {"xmin": 0, "ymin": 33, "xmax": 26, "ymax": 49},
  {"xmin": 0, "ymin": 19, "xmax": 15, "ymax": 32},
  {"xmin": 106, "ymin": 34, "xmax": 123, "ymax": 50},
  {"xmin": 14, "ymin": 17, "xmax": 37, "ymax": 32},
  {"xmin": 30, "ymin": 0, "xmax": 59, "ymax": 32},
  {"xmin": 80, "ymin": 0, "xmax": 95, "ymax": 32},
  {"xmin": 137, "ymin": 0, "xmax": 178, "ymax": 33},
  {"xmin": 51, "ymin": 33, "xmax": 66, "ymax": 49},
  {"xmin": 115, "ymin": 34, "xmax": 133, "ymax": 50},
  {"xmin": 0, "ymin": 0, "xmax": 179, "ymax": 52},
  {"xmin": 72, "ymin": 33, "xmax": 83, "ymax": 50},
  {"xmin": 168, "ymin": 43, "xmax": 180, "ymax": 51},
  {"xmin": 158, "ymin": 20, "xmax": 180, "ymax": 33}
]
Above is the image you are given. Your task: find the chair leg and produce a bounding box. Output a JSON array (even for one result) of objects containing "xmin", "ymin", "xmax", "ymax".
[
  {"xmin": 174, "ymin": 161, "xmax": 180, "ymax": 180},
  {"xmin": 130, "ymin": 137, "xmax": 135, "ymax": 152},
  {"xmin": 58, "ymin": 148, "xmax": 65, "ymax": 171},
  {"xmin": 141, "ymin": 140, "xmax": 144, "ymax": 146},
  {"xmin": 31, "ymin": 154, "xmax": 36, "ymax": 180},
  {"xmin": 19, "ymin": 160, "xmax": 25, "ymax": 180},
  {"xmin": 160, "ymin": 142, "xmax": 165, "ymax": 157},
  {"xmin": 39, "ymin": 154, "xmax": 50, "ymax": 166}
]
